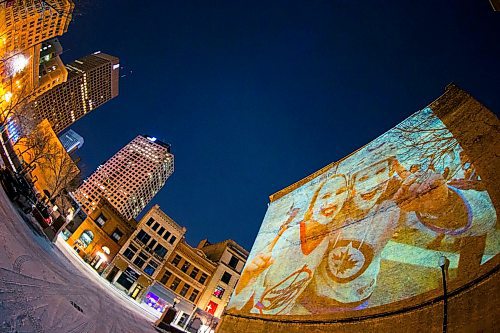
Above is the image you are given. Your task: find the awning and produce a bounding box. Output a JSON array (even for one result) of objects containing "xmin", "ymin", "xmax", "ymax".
[{"xmin": 146, "ymin": 282, "xmax": 195, "ymax": 314}]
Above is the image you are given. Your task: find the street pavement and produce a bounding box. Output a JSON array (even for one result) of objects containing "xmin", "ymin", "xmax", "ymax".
[{"xmin": 0, "ymin": 186, "xmax": 161, "ymax": 333}]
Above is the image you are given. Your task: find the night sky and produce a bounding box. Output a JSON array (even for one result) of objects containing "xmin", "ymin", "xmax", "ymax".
[{"xmin": 59, "ymin": 1, "xmax": 500, "ymax": 251}]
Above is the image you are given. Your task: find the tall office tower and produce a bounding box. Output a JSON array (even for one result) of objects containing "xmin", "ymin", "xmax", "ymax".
[
  {"xmin": 35, "ymin": 38, "xmax": 68, "ymax": 95},
  {"xmin": 59, "ymin": 128, "xmax": 84, "ymax": 153},
  {"xmin": 0, "ymin": 0, "xmax": 73, "ymax": 87},
  {"xmin": 30, "ymin": 51, "xmax": 120, "ymax": 133},
  {"xmin": 73, "ymin": 135, "xmax": 174, "ymax": 220}
]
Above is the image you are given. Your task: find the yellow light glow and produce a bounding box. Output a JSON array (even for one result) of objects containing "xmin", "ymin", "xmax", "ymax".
[{"xmin": 3, "ymin": 92, "xmax": 13, "ymax": 102}]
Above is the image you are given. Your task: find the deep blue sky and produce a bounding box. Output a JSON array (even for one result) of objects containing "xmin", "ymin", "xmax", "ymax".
[{"xmin": 60, "ymin": 1, "xmax": 499, "ymax": 251}]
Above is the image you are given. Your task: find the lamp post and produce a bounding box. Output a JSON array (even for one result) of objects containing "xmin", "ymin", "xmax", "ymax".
[{"xmin": 438, "ymin": 255, "xmax": 449, "ymax": 333}]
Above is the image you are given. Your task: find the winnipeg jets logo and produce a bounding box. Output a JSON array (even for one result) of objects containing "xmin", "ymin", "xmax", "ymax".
[{"xmin": 327, "ymin": 240, "xmax": 373, "ymax": 283}]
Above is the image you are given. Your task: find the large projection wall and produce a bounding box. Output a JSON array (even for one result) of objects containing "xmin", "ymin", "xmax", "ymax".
[{"xmin": 220, "ymin": 85, "xmax": 499, "ymax": 333}]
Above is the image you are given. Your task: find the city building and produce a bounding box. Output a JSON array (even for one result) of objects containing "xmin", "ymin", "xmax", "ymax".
[
  {"xmin": 149, "ymin": 238, "xmax": 217, "ymax": 329},
  {"xmin": 73, "ymin": 135, "xmax": 174, "ymax": 220},
  {"xmin": 67, "ymin": 198, "xmax": 136, "ymax": 272},
  {"xmin": 217, "ymin": 85, "xmax": 500, "ymax": 333},
  {"xmin": 35, "ymin": 38, "xmax": 68, "ymax": 96},
  {"xmin": 58, "ymin": 128, "xmax": 84, "ymax": 153},
  {"xmin": 30, "ymin": 51, "xmax": 119, "ymax": 133},
  {"xmin": 196, "ymin": 239, "xmax": 248, "ymax": 320},
  {"xmin": 104, "ymin": 205, "xmax": 185, "ymax": 301}
]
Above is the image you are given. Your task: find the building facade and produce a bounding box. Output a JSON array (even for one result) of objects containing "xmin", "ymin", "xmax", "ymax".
[
  {"xmin": 66, "ymin": 198, "xmax": 136, "ymax": 273},
  {"xmin": 148, "ymin": 239, "xmax": 217, "ymax": 329},
  {"xmin": 73, "ymin": 135, "xmax": 174, "ymax": 220},
  {"xmin": 197, "ymin": 239, "xmax": 248, "ymax": 319},
  {"xmin": 30, "ymin": 51, "xmax": 119, "ymax": 133},
  {"xmin": 105, "ymin": 205, "xmax": 185, "ymax": 301},
  {"xmin": 58, "ymin": 128, "xmax": 84, "ymax": 153}
]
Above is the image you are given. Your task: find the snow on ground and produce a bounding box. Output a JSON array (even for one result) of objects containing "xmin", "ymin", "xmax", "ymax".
[{"xmin": 0, "ymin": 186, "xmax": 163, "ymax": 333}]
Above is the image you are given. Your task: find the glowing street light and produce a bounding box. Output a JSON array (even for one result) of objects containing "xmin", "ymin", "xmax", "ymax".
[
  {"xmin": 7, "ymin": 54, "xmax": 29, "ymax": 76},
  {"xmin": 3, "ymin": 92, "xmax": 12, "ymax": 102}
]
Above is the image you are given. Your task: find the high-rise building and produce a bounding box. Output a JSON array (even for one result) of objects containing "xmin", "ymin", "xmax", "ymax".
[
  {"xmin": 73, "ymin": 135, "xmax": 174, "ymax": 220},
  {"xmin": 35, "ymin": 38, "xmax": 68, "ymax": 96},
  {"xmin": 59, "ymin": 128, "xmax": 84, "ymax": 153},
  {"xmin": 30, "ymin": 51, "xmax": 120, "ymax": 133}
]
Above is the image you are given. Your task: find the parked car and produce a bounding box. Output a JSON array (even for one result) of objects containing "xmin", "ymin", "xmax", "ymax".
[
  {"xmin": 32, "ymin": 201, "xmax": 53, "ymax": 227},
  {"xmin": 0, "ymin": 168, "xmax": 21, "ymax": 201}
]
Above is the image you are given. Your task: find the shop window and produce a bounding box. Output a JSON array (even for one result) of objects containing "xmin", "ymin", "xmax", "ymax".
[
  {"xmin": 79, "ymin": 230, "xmax": 94, "ymax": 248},
  {"xmin": 111, "ymin": 228, "xmax": 123, "ymax": 242},
  {"xmin": 170, "ymin": 277, "xmax": 181, "ymax": 291},
  {"xmin": 146, "ymin": 217, "xmax": 154, "ymax": 226},
  {"xmin": 189, "ymin": 267, "xmax": 199, "ymax": 279},
  {"xmin": 180, "ymin": 261, "xmax": 191, "ymax": 273},
  {"xmin": 213, "ymin": 286, "xmax": 225, "ymax": 299},
  {"xmin": 171, "ymin": 254, "xmax": 182, "ymax": 266},
  {"xmin": 178, "ymin": 313, "xmax": 189, "ymax": 326},
  {"xmin": 228, "ymin": 256, "xmax": 239, "ymax": 270},
  {"xmin": 160, "ymin": 270, "xmax": 172, "ymax": 285},
  {"xmin": 199, "ymin": 273, "xmax": 208, "ymax": 284},
  {"xmin": 135, "ymin": 230, "xmax": 151, "ymax": 245},
  {"xmin": 189, "ymin": 289, "xmax": 199, "ymax": 302},
  {"xmin": 95, "ymin": 213, "xmax": 107, "ymax": 226},
  {"xmin": 221, "ymin": 272, "xmax": 232, "ymax": 284},
  {"xmin": 168, "ymin": 235, "xmax": 177, "ymax": 245},
  {"xmin": 133, "ymin": 251, "xmax": 149, "ymax": 268},
  {"xmin": 144, "ymin": 260, "xmax": 159, "ymax": 276},
  {"xmin": 154, "ymin": 244, "xmax": 168, "ymax": 258},
  {"xmin": 180, "ymin": 283, "xmax": 190, "ymax": 297}
]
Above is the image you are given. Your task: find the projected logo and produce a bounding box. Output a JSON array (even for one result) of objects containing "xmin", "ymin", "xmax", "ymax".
[{"xmin": 228, "ymin": 107, "xmax": 497, "ymax": 316}]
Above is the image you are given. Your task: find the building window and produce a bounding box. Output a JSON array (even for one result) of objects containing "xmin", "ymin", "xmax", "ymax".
[
  {"xmin": 170, "ymin": 277, "xmax": 181, "ymax": 291},
  {"xmin": 180, "ymin": 261, "xmax": 191, "ymax": 273},
  {"xmin": 199, "ymin": 273, "xmax": 208, "ymax": 284},
  {"xmin": 123, "ymin": 244, "xmax": 138, "ymax": 260},
  {"xmin": 95, "ymin": 213, "xmax": 107, "ymax": 226},
  {"xmin": 154, "ymin": 244, "xmax": 168, "ymax": 258},
  {"xmin": 228, "ymin": 256, "xmax": 239, "ymax": 270},
  {"xmin": 168, "ymin": 235, "xmax": 177, "ymax": 245},
  {"xmin": 158, "ymin": 226, "xmax": 165, "ymax": 236},
  {"xmin": 146, "ymin": 239, "xmax": 157, "ymax": 251},
  {"xmin": 171, "ymin": 254, "xmax": 181, "ymax": 266},
  {"xmin": 189, "ymin": 267, "xmax": 199, "ymax": 279},
  {"xmin": 133, "ymin": 251, "xmax": 149, "ymax": 268},
  {"xmin": 221, "ymin": 272, "xmax": 232, "ymax": 284},
  {"xmin": 213, "ymin": 286, "xmax": 225, "ymax": 299},
  {"xmin": 144, "ymin": 260, "xmax": 159, "ymax": 276},
  {"xmin": 189, "ymin": 289, "xmax": 199, "ymax": 302},
  {"xmin": 135, "ymin": 230, "xmax": 151, "ymax": 245},
  {"xmin": 146, "ymin": 217, "xmax": 154, "ymax": 226},
  {"xmin": 178, "ymin": 313, "xmax": 189, "ymax": 326},
  {"xmin": 152, "ymin": 222, "xmax": 160, "ymax": 231},
  {"xmin": 180, "ymin": 283, "xmax": 190, "ymax": 297},
  {"xmin": 111, "ymin": 229, "xmax": 123, "ymax": 242},
  {"xmin": 160, "ymin": 270, "xmax": 172, "ymax": 285},
  {"xmin": 162, "ymin": 231, "xmax": 171, "ymax": 241}
]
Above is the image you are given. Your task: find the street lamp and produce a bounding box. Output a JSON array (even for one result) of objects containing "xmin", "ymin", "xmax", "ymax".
[
  {"xmin": 172, "ymin": 297, "xmax": 180, "ymax": 310},
  {"xmin": 438, "ymin": 255, "xmax": 449, "ymax": 333},
  {"xmin": 7, "ymin": 53, "xmax": 29, "ymax": 76}
]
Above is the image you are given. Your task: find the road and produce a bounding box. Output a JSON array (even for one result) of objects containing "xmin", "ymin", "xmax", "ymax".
[{"xmin": 0, "ymin": 186, "xmax": 160, "ymax": 333}]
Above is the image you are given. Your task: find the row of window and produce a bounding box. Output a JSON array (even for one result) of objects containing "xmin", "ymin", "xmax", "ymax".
[
  {"xmin": 123, "ymin": 245, "xmax": 160, "ymax": 277},
  {"xmin": 145, "ymin": 217, "xmax": 177, "ymax": 244},
  {"xmin": 95, "ymin": 213, "xmax": 123, "ymax": 242},
  {"xmin": 171, "ymin": 254, "xmax": 208, "ymax": 284},
  {"xmin": 160, "ymin": 270, "xmax": 200, "ymax": 302},
  {"xmin": 130, "ymin": 232, "xmax": 168, "ymax": 259}
]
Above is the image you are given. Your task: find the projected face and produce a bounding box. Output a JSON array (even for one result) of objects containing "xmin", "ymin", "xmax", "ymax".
[
  {"xmin": 351, "ymin": 158, "xmax": 394, "ymax": 212},
  {"xmin": 312, "ymin": 175, "xmax": 349, "ymax": 225},
  {"xmin": 228, "ymin": 107, "xmax": 498, "ymax": 317}
]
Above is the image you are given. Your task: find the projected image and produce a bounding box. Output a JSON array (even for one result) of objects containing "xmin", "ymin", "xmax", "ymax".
[{"xmin": 228, "ymin": 107, "xmax": 497, "ymax": 316}]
